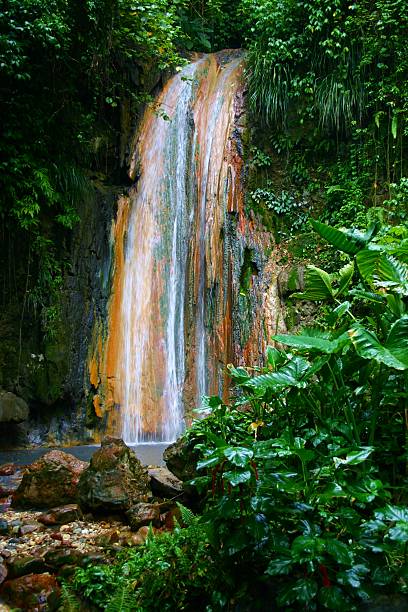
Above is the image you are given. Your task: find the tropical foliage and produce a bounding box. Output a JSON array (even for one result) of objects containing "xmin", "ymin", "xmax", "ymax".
[
  {"xmin": 71, "ymin": 221, "xmax": 408, "ymax": 609},
  {"xmin": 1, "ymin": 2, "xmax": 407, "ymax": 606}
]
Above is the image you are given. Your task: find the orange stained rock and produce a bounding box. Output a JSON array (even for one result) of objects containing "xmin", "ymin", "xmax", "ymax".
[
  {"xmin": 92, "ymin": 52, "xmax": 251, "ymax": 441},
  {"xmin": 93, "ymin": 394, "xmax": 103, "ymax": 418}
]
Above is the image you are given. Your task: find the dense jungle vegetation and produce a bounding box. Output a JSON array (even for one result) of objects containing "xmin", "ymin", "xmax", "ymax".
[
  {"xmin": 1, "ymin": 0, "xmax": 407, "ymax": 609},
  {"xmin": 1, "ymin": 0, "xmax": 407, "ymax": 339}
]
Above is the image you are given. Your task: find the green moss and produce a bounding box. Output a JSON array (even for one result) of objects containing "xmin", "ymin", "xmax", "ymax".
[
  {"xmin": 284, "ymin": 303, "xmax": 298, "ymax": 330},
  {"xmin": 287, "ymin": 268, "xmax": 299, "ymax": 292},
  {"xmin": 239, "ymin": 248, "xmax": 259, "ymax": 295}
]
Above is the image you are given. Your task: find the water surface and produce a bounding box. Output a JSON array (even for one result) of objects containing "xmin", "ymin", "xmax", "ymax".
[{"xmin": 0, "ymin": 443, "xmax": 167, "ymax": 467}]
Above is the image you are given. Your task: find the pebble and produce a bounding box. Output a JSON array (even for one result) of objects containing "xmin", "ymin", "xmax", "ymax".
[{"xmin": 0, "ymin": 508, "xmax": 123, "ymax": 568}]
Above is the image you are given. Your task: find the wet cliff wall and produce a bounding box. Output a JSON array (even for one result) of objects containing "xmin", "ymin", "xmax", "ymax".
[
  {"xmin": 0, "ymin": 52, "xmax": 302, "ymax": 447},
  {"xmin": 85, "ymin": 51, "xmax": 289, "ymax": 443}
]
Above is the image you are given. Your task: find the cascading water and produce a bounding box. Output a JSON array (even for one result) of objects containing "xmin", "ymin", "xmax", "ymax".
[{"xmin": 94, "ymin": 52, "xmax": 246, "ymax": 443}]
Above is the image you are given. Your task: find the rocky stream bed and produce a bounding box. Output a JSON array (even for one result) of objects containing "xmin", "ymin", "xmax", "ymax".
[{"xmin": 0, "ymin": 437, "xmax": 185, "ymax": 610}]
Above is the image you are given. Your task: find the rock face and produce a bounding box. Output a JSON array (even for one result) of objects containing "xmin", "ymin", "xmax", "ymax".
[
  {"xmin": 12, "ymin": 451, "xmax": 87, "ymax": 508},
  {"xmin": 148, "ymin": 467, "xmax": 183, "ymax": 498},
  {"xmin": 38, "ymin": 504, "xmax": 82, "ymax": 526},
  {"xmin": 8, "ymin": 556, "xmax": 47, "ymax": 579},
  {"xmin": 0, "ymin": 391, "xmax": 28, "ymax": 423},
  {"xmin": 126, "ymin": 503, "xmax": 160, "ymax": 531},
  {"xmin": 163, "ymin": 437, "xmax": 198, "ymax": 483},
  {"xmin": 78, "ymin": 437, "xmax": 150, "ymax": 511},
  {"xmin": 0, "ymin": 573, "xmax": 60, "ymax": 611}
]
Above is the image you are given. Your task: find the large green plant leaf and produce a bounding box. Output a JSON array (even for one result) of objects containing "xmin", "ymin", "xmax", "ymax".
[
  {"xmin": 336, "ymin": 261, "xmax": 354, "ymax": 297},
  {"xmin": 348, "ymin": 287, "xmax": 386, "ymax": 304},
  {"xmin": 333, "ymin": 447, "xmax": 374, "ymax": 467},
  {"xmin": 227, "ymin": 364, "xmax": 251, "ymax": 384},
  {"xmin": 265, "ymin": 345, "xmax": 285, "ymax": 369},
  {"xmin": 376, "ymin": 505, "xmax": 408, "ymax": 523},
  {"xmin": 247, "ymin": 356, "xmax": 310, "ymax": 390},
  {"xmin": 385, "ymin": 316, "xmax": 408, "ymax": 367},
  {"xmin": 291, "ymin": 265, "xmax": 334, "ymax": 300},
  {"xmin": 349, "ymin": 324, "xmax": 408, "ymax": 370},
  {"xmin": 223, "ymin": 470, "xmax": 252, "ymax": 486},
  {"xmin": 310, "ymin": 219, "xmax": 362, "ymax": 255},
  {"xmin": 356, "ymin": 249, "xmax": 408, "ymax": 293},
  {"xmin": 223, "ymin": 446, "xmax": 254, "ymax": 467},
  {"xmin": 273, "ymin": 332, "xmax": 349, "ymax": 354}
]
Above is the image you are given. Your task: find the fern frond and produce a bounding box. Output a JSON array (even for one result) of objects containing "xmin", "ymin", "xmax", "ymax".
[
  {"xmin": 105, "ymin": 582, "xmax": 136, "ymax": 612},
  {"xmin": 59, "ymin": 583, "xmax": 82, "ymax": 612},
  {"xmin": 176, "ymin": 502, "xmax": 196, "ymax": 527}
]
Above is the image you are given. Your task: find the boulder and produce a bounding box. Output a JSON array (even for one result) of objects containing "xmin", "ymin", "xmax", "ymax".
[
  {"xmin": 38, "ymin": 504, "xmax": 82, "ymax": 526},
  {"xmin": 19, "ymin": 522, "xmax": 44, "ymax": 536},
  {"xmin": 163, "ymin": 437, "xmax": 199, "ymax": 482},
  {"xmin": 0, "ymin": 573, "xmax": 60, "ymax": 611},
  {"xmin": 78, "ymin": 436, "xmax": 150, "ymax": 512},
  {"xmin": 7, "ymin": 556, "xmax": 47, "ymax": 579},
  {"xmin": 12, "ymin": 451, "xmax": 87, "ymax": 508},
  {"xmin": 44, "ymin": 547, "xmax": 86, "ymax": 569},
  {"xmin": 148, "ymin": 467, "xmax": 183, "ymax": 498},
  {"xmin": 126, "ymin": 503, "xmax": 160, "ymax": 530},
  {"xmin": 0, "ymin": 391, "xmax": 29, "ymax": 423},
  {"xmin": 0, "ymin": 464, "xmax": 19, "ymax": 476}
]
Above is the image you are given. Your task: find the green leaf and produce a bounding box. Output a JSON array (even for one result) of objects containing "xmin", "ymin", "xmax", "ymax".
[
  {"xmin": 326, "ymin": 301, "xmax": 351, "ymax": 325},
  {"xmin": 266, "ymin": 558, "xmax": 293, "ymax": 576},
  {"xmin": 292, "ymin": 535, "xmax": 324, "ymax": 559},
  {"xmin": 197, "ymin": 453, "xmax": 222, "ymax": 470},
  {"xmin": 349, "ymin": 325, "xmax": 408, "ymax": 370},
  {"xmin": 227, "ymin": 364, "xmax": 251, "ymax": 384},
  {"xmin": 337, "ymin": 564, "xmax": 369, "ymax": 588},
  {"xmin": 385, "ymin": 316, "xmax": 408, "ymax": 367},
  {"xmin": 310, "ymin": 219, "xmax": 362, "ymax": 255},
  {"xmin": 195, "ymin": 395, "xmax": 223, "ymax": 414},
  {"xmin": 386, "ymin": 293, "xmax": 406, "ymax": 319},
  {"xmin": 389, "ymin": 522, "xmax": 408, "ymax": 542},
  {"xmin": 223, "ymin": 446, "xmax": 254, "ymax": 467},
  {"xmin": 335, "ymin": 261, "xmax": 354, "ymax": 297},
  {"xmin": 277, "ymin": 579, "xmax": 318, "ymax": 606},
  {"xmin": 376, "ymin": 505, "xmax": 408, "ymax": 523},
  {"xmin": 348, "ymin": 288, "xmax": 386, "ymax": 304},
  {"xmin": 265, "ymin": 345, "xmax": 284, "ymax": 369},
  {"xmin": 292, "ymin": 265, "xmax": 334, "ymax": 300},
  {"xmin": 374, "ymin": 111, "xmax": 383, "ymax": 129},
  {"xmin": 294, "ymin": 448, "xmax": 315, "ymax": 463},
  {"xmin": 356, "ymin": 249, "xmax": 408, "ymax": 291},
  {"xmin": 325, "ymin": 539, "xmax": 353, "ymax": 564},
  {"xmin": 318, "ymin": 586, "xmax": 346, "ymax": 610},
  {"xmin": 247, "ymin": 356, "xmax": 310, "ymax": 390},
  {"xmin": 292, "ymin": 578, "xmax": 319, "ymax": 604},
  {"xmin": 223, "ymin": 470, "xmax": 252, "ymax": 486},
  {"xmin": 344, "ymin": 447, "xmax": 374, "ymax": 465},
  {"xmin": 371, "ymin": 566, "xmax": 394, "ymax": 586},
  {"xmin": 319, "ymin": 482, "xmax": 345, "ymax": 501},
  {"xmin": 273, "ymin": 332, "xmax": 349, "ymax": 354}
]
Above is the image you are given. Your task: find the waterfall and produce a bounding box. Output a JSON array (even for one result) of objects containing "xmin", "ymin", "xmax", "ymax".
[{"xmin": 103, "ymin": 52, "xmax": 244, "ymax": 443}]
